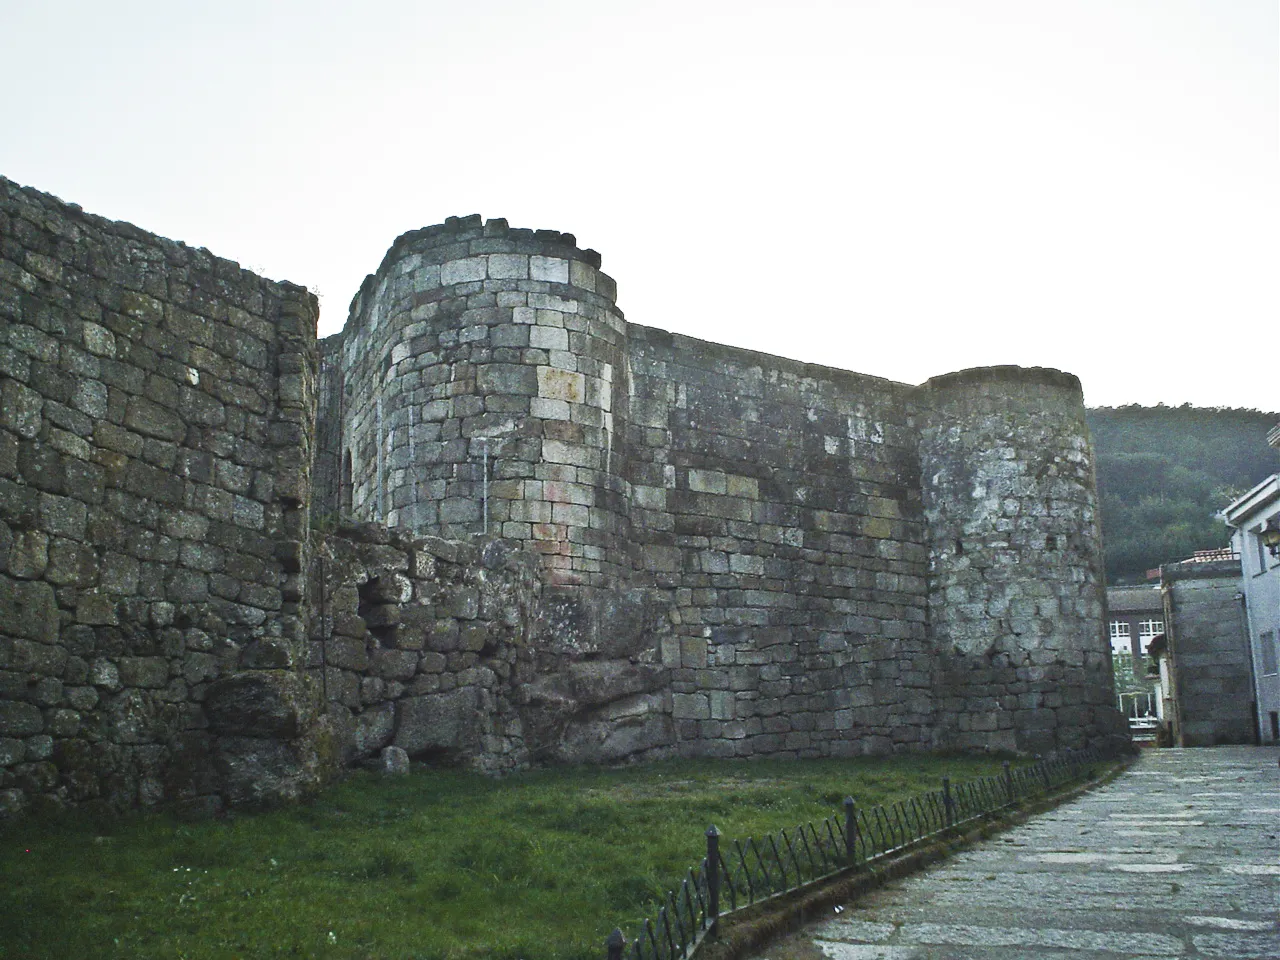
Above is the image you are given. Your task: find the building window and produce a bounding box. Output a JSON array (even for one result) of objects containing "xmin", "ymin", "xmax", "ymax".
[
  {"xmin": 1255, "ymin": 528, "xmax": 1270, "ymax": 574},
  {"xmin": 1108, "ymin": 620, "xmax": 1131, "ymax": 654},
  {"xmin": 1260, "ymin": 630, "xmax": 1278, "ymax": 677},
  {"xmin": 1137, "ymin": 619, "xmax": 1163, "ymax": 653}
]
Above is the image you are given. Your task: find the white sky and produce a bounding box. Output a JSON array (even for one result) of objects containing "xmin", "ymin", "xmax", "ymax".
[{"xmin": 3, "ymin": 0, "xmax": 1276, "ymax": 410}]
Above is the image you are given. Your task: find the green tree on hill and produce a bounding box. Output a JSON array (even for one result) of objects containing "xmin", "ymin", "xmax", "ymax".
[{"xmin": 1087, "ymin": 404, "xmax": 1279, "ymax": 585}]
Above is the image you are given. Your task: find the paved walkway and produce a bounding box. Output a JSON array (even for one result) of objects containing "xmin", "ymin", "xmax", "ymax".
[{"xmin": 749, "ymin": 746, "xmax": 1280, "ymax": 959}]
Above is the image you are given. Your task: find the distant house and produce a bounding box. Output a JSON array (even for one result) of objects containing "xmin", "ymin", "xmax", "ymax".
[
  {"xmin": 1104, "ymin": 586, "xmax": 1163, "ymax": 733},
  {"xmin": 1105, "ymin": 586, "xmax": 1164, "ymax": 662},
  {"xmin": 1222, "ymin": 422, "xmax": 1280, "ymax": 745},
  {"xmin": 1109, "ymin": 418, "xmax": 1280, "ymax": 749}
]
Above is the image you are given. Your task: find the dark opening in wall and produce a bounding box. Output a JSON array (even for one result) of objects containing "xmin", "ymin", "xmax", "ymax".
[
  {"xmin": 955, "ymin": 539, "xmax": 964, "ymax": 556},
  {"xmin": 357, "ymin": 576, "xmax": 399, "ymax": 643},
  {"xmin": 1046, "ymin": 535, "xmax": 1057, "ymax": 551}
]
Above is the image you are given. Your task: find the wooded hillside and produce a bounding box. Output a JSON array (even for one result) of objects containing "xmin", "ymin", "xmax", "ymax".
[{"xmin": 1087, "ymin": 405, "xmax": 1279, "ymax": 584}]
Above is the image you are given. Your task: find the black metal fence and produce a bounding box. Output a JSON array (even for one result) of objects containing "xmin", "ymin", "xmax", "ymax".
[{"xmin": 606, "ymin": 747, "xmax": 1109, "ymax": 960}]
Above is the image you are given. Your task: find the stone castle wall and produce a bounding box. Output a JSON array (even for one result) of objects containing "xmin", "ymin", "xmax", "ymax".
[
  {"xmin": 920, "ymin": 368, "xmax": 1116, "ymax": 753},
  {"xmin": 308, "ymin": 525, "xmax": 677, "ymax": 773},
  {"xmin": 322, "ymin": 216, "xmax": 632, "ymax": 585},
  {"xmin": 310, "ymin": 527, "xmax": 541, "ymax": 774},
  {"xmin": 0, "ymin": 177, "xmax": 319, "ymax": 815},
  {"xmin": 625, "ymin": 328, "xmax": 934, "ymax": 756},
  {"xmin": 318, "ymin": 216, "xmax": 1126, "ymax": 765},
  {"xmin": 1, "ymin": 183, "xmax": 1126, "ymax": 816}
]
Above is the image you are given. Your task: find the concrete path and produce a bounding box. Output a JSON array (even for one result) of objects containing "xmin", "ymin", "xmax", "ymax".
[{"xmin": 748, "ymin": 746, "xmax": 1280, "ymax": 959}]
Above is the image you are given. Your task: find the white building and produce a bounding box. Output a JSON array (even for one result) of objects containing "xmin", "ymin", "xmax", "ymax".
[{"xmin": 1222, "ymin": 424, "xmax": 1280, "ymax": 745}]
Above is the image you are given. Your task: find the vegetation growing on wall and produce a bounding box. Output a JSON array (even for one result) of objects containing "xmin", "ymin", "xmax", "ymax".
[{"xmin": 1088, "ymin": 405, "xmax": 1280, "ymax": 585}]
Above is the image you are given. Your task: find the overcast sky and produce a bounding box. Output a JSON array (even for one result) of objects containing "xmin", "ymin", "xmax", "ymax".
[{"xmin": 3, "ymin": 0, "xmax": 1276, "ymax": 411}]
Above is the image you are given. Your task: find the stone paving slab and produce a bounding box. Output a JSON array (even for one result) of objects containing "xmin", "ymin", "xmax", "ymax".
[{"xmin": 748, "ymin": 747, "xmax": 1279, "ymax": 959}]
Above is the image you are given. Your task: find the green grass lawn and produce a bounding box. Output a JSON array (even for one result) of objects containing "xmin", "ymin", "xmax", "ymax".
[{"xmin": 0, "ymin": 754, "xmax": 1015, "ymax": 960}]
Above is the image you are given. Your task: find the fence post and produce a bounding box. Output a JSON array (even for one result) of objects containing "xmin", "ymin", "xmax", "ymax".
[
  {"xmin": 1002, "ymin": 760, "xmax": 1013, "ymax": 802},
  {"xmin": 1036, "ymin": 755, "xmax": 1050, "ymax": 791},
  {"xmin": 706, "ymin": 825, "xmax": 721, "ymax": 938},
  {"xmin": 606, "ymin": 927, "xmax": 625, "ymax": 960},
  {"xmin": 844, "ymin": 796, "xmax": 857, "ymax": 867},
  {"xmin": 942, "ymin": 777, "xmax": 953, "ymax": 827}
]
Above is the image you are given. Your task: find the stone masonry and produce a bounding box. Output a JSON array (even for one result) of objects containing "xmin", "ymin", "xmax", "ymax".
[
  {"xmin": 0, "ymin": 179, "xmax": 1127, "ymax": 816},
  {"xmin": 0, "ymin": 177, "xmax": 318, "ymax": 816},
  {"xmin": 312, "ymin": 215, "xmax": 1126, "ymax": 770},
  {"xmin": 1160, "ymin": 558, "xmax": 1255, "ymax": 746}
]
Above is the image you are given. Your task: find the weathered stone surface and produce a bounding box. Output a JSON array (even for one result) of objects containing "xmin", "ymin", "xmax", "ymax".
[
  {"xmin": 7, "ymin": 530, "xmax": 48, "ymax": 579},
  {"xmin": 0, "ymin": 701, "xmax": 43, "ymax": 736},
  {"xmin": 0, "ymin": 578, "xmax": 57, "ymax": 643},
  {"xmin": 1161, "ymin": 561, "xmax": 1256, "ymax": 746},
  {"xmin": 212, "ymin": 735, "xmax": 321, "ymax": 807},
  {"xmin": 119, "ymin": 657, "xmax": 170, "ymax": 689},
  {"xmin": 0, "ymin": 182, "xmax": 1121, "ymax": 816},
  {"xmin": 204, "ymin": 672, "xmax": 312, "ymax": 739},
  {"xmin": 393, "ymin": 688, "xmax": 480, "ymax": 757},
  {"xmin": 352, "ymin": 702, "xmax": 395, "ymax": 757},
  {"xmin": 552, "ymin": 707, "xmax": 674, "ymax": 764},
  {"xmin": 378, "ymin": 745, "xmax": 410, "ymax": 775},
  {"xmin": 0, "ymin": 176, "xmax": 319, "ymax": 813}
]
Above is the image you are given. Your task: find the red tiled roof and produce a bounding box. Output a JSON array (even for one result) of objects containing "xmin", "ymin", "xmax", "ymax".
[{"xmin": 1188, "ymin": 548, "xmax": 1238, "ymax": 563}]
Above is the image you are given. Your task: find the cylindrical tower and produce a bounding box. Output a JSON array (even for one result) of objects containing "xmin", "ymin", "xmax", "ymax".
[
  {"xmin": 919, "ymin": 366, "xmax": 1126, "ymax": 754},
  {"xmin": 337, "ymin": 216, "xmax": 631, "ymax": 586}
]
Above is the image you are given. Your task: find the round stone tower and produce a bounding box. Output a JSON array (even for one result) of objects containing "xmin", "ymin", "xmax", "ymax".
[
  {"xmin": 918, "ymin": 366, "xmax": 1126, "ymax": 753},
  {"xmin": 335, "ymin": 216, "xmax": 632, "ymax": 586}
]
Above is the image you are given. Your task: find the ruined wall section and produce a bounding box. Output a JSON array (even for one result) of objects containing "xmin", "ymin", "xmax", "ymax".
[
  {"xmin": 335, "ymin": 217, "xmax": 632, "ymax": 587},
  {"xmin": 309, "ymin": 526, "xmax": 674, "ymax": 769},
  {"xmin": 920, "ymin": 367, "xmax": 1123, "ymax": 754},
  {"xmin": 310, "ymin": 527, "xmax": 538, "ymax": 773},
  {"xmin": 0, "ymin": 178, "xmax": 319, "ymax": 816},
  {"xmin": 625, "ymin": 327, "xmax": 934, "ymax": 758}
]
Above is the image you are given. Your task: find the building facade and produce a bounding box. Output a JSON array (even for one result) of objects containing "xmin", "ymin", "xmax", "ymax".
[{"xmin": 1223, "ymin": 427, "xmax": 1280, "ymax": 744}]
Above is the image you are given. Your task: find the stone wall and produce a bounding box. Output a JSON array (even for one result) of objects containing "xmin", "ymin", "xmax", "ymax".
[
  {"xmin": 318, "ymin": 216, "xmax": 1125, "ymax": 764},
  {"xmin": 0, "ymin": 177, "xmax": 319, "ymax": 816},
  {"xmin": 310, "ymin": 525, "xmax": 675, "ymax": 769},
  {"xmin": 310, "ymin": 527, "xmax": 537, "ymax": 772},
  {"xmin": 920, "ymin": 367, "xmax": 1122, "ymax": 753},
  {"xmin": 318, "ymin": 217, "xmax": 632, "ymax": 586},
  {"xmin": 0, "ymin": 184, "xmax": 1127, "ymax": 817},
  {"xmin": 312, "ymin": 334, "xmax": 344, "ymax": 524},
  {"xmin": 626, "ymin": 328, "xmax": 934, "ymax": 757},
  {"xmin": 1161, "ymin": 559, "xmax": 1255, "ymax": 746}
]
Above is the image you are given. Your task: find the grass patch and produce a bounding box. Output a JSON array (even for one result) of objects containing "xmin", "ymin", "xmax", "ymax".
[{"xmin": 0, "ymin": 754, "xmax": 1014, "ymax": 960}]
